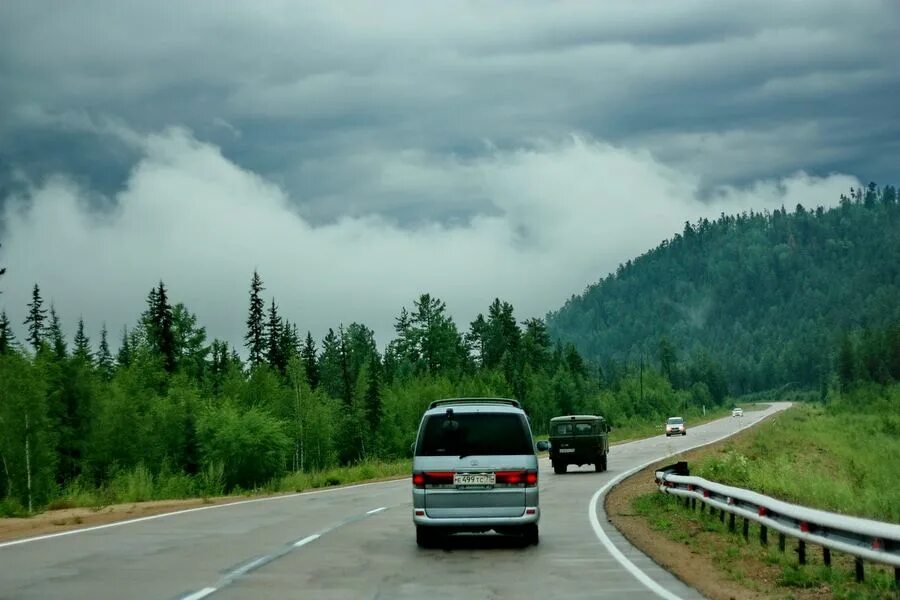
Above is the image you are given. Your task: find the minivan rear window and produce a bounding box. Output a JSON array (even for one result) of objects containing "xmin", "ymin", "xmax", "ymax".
[{"xmin": 416, "ymin": 413, "xmax": 533, "ymax": 456}]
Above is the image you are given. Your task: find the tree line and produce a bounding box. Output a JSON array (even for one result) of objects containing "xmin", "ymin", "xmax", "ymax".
[
  {"xmin": 0, "ymin": 263, "xmax": 733, "ymax": 513},
  {"xmin": 547, "ymin": 184, "xmax": 900, "ymax": 394}
]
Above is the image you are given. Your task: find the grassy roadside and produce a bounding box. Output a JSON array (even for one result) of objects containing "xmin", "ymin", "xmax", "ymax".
[
  {"xmin": 608, "ymin": 389, "xmax": 900, "ymax": 600},
  {"xmin": 0, "ymin": 459, "xmax": 411, "ymax": 519}
]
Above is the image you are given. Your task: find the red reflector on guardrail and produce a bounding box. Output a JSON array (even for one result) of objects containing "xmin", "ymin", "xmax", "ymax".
[
  {"xmin": 703, "ymin": 490, "xmax": 710, "ymax": 498},
  {"xmin": 758, "ymin": 507, "xmax": 766, "ymax": 517},
  {"xmin": 799, "ymin": 522, "xmax": 810, "ymax": 533},
  {"xmin": 873, "ymin": 538, "xmax": 882, "ymax": 550}
]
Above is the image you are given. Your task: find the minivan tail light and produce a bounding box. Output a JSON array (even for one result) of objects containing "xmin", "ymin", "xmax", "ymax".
[
  {"xmin": 495, "ymin": 470, "xmax": 538, "ymax": 486},
  {"xmin": 495, "ymin": 470, "xmax": 524, "ymax": 484},
  {"xmin": 413, "ymin": 471, "xmax": 455, "ymax": 488}
]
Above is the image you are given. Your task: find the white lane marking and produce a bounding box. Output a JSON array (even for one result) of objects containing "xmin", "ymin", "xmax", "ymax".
[
  {"xmin": 0, "ymin": 478, "xmax": 407, "ymax": 549},
  {"xmin": 228, "ymin": 555, "xmax": 269, "ymax": 578},
  {"xmin": 589, "ymin": 404, "xmax": 789, "ymax": 600},
  {"xmin": 181, "ymin": 587, "xmax": 217, "ymax": 600},
  {"xmin": 293, "ymin": 534, "xmax": 320, "ymax": 547},
  {"xmin": 366, "ymin": 506, "xmax": 387, "ymax": 515}
]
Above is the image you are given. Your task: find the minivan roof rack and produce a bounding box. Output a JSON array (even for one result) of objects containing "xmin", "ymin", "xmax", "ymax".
[{"xmin": 428, "ymin": 397, "xmax": 521, "ymax": 410}]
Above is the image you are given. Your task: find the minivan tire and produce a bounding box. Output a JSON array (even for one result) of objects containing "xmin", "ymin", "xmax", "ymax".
[
  {"xmin": 416, "ymin": 526, "xmax": 436, "ymax": 548},
  {"xmin": 522, "ymin": 523, "xmax": 539, "ymax": 545},
  {"xmin": 553, "ymin": 462, "xmax": 566, "ymax": 474}
]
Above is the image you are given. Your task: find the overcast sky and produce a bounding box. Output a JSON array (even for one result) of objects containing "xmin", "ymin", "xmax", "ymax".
[{"xmin": 0, "ymin": 1, "xmax": 897, "ymax": 350}]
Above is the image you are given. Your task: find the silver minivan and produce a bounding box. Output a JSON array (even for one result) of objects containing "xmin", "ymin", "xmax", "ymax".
[{"xmin": 411, "ymin": 398, "xmax": 543, "ymax": 547}]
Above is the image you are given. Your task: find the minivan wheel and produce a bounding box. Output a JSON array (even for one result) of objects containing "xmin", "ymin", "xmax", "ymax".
[
  {"xmin": 553, "ymin": 462, "xmax": 566, "ymax": 474},
  {"xmin": 594, "ymin": 459, "xmax": 603, "ymax": 472},
  {"xmin": 522, "ymin": 523, "xmax": 539, "ymax": 545},
  {"xmin": 416, "ymin": 526, "xmax": 435, "ymax": 548}
]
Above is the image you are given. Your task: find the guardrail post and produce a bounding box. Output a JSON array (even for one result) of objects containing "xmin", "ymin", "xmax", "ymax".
[
  {"xmin": 700, "ymin": 501, "xmax": 705, "ymax": 514},
  {"xmin": 759, "ymin": 524, "xmax": 767, "ymax": 546},
  {"xmin": 797, "ymin": 540, "xmax": 806, "ymax": 565},
  {"xmin": 728, "ymin": 512, "xmax": 735, "ymax": 532},
  {"xmin": 719, "ymin": 509, "xmax": 725, "ymax": 524},
  {"xmin": 691, "ymin": 498, "xmax": 696, "ymax": 511},
  {"xmin": 778, "ymin": 533, "xmax": 785, "ymax": 553},
  {"xmin": 855, "ymin": 557, "xmax": 864, "ymax": 583},
  {"xmin": 742, "ymin": 517, "xmax": 749, "ymax": 541},
  {"xmin": 894, "ymin": 566, "xmax": 899, "ymax": 588},
  {"xmin": 822, "ymin": 547, "xmax": 831, "ymax": 567}
]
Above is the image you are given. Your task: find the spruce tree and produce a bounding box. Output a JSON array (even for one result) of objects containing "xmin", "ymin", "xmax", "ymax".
[
  {"xmin": 0, "ymin": 309, "xmax": 14, "ymax": 354},
  {"xmin": 339, "ymin": 325, "xmax": 352, "ymax": 405},
  {"xmin": 73, "ymin": 317, "xmax": 93, "ymax": 364},
  {"xmin": 244, "ymin": 270, "xmax": 265, "ymax": 367},
  {"xmin": 301, "ymin": 331, "xmax": 319, "ymax": 389},
  {"xmin": 279, "ymin": 320, "xmax": 300, "ymax": 368},
  {"xmin": 47, "ymin": 304, "xmax": 67, "ymax": 360},
  {"xmin": 266, "ymin": 298, "xmax": 284, "ymax": 372},
  {"xmin": 145, "ymin": 281, "xmax": 176, "ymax": 372},
  {"xmin": 97, "ymin": 323, "xmax": 114, "ymax": 379},
  {"xmin": 24, "ymin": 284, "xmax": 47, "ymax": 351},
  {"xmin": 117, "ymin": 326, "xmax": 132, "ymax": 367}
]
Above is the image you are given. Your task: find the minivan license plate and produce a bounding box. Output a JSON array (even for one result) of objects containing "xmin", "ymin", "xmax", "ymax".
[
  {"xmin": 560, "ymin": 448, "xmax": 575, "ymax": 453},
  {"xmin": 454, "ymin": 473, "xmax": 495, "ymax": 486}
]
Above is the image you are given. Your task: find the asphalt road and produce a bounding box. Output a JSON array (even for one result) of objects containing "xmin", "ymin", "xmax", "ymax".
[{"xmin": 0, "ymin": 403, "xmax": 789, "ymax": 600}]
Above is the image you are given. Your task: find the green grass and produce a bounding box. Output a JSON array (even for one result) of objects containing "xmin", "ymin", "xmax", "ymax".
[
  {"xmin": 695, "ymin": 389, "xmax": 900, "ymax": 522},
  {"xmin": 629, "ymin": 384, "xmax": 900, "ymax": 599},
  {"xmin": 18, "ymin": 459, "xmax": 411, "ymax": 515},
  {"xmin": 272, "ymin": 460, "xmax": 410, "ymax": 493},
  {"xmin": 632, "ymin": 492, "xmax": 898, "ymax": 599}
]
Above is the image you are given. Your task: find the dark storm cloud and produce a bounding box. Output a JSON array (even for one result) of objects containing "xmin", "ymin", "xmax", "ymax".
[
  {"xmin": 2, "ymin": 0, "xmax": 897, "ymax": 214},
  {"xmin": 0, "ymin": 1, "xmax": 895, "ymax": 348}
]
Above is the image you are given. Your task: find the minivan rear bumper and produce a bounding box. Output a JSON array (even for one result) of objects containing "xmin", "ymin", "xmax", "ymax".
[{"xmin": 413, "ymin": 507, "xmax": 539, "ymax": 527}]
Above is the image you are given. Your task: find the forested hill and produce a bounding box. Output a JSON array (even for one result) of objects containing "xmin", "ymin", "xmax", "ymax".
[{"xmin": 546, "ymin": 184, "xmax": 900, "ymax": 393}]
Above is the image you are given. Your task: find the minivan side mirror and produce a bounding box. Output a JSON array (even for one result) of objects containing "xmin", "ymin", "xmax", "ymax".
[
  {"xmin": 409, "ymin": 442, "xmax": 415, "ymax": 455},
  {"xmin": 535, "ymin": 440, "xmax": 550, "ymax": 452}
]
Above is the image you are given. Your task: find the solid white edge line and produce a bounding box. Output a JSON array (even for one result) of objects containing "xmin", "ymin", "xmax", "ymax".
[
  {"xmin": 180, "ymin": 586, "xmax": 217, "ymax": 600},
  {"xmin": 588, "ymin": 404, "xmax": 789, "ymax": 600},
  {"xmin": 0, "ymin": 478, "xmax": 407, "ymax": 549},
  {"xmin": 366, "ymin": 506, "xmax": 387, "ymax": 515},
  {"xmin": 293, "ymin": 534, "xmax": 320, "ymax": 548}
]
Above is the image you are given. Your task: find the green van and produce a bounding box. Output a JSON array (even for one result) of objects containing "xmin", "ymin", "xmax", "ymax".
[{"xmin": 548, "ymin": 415, "xmax": 610, "ymax": 474}]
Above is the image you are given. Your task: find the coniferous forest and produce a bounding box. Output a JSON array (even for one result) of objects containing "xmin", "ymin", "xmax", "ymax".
[
  {"xmin": 547, "ymin": 184, "xmax": 900, "ymax": 394},
  {"xmin": 1, "ymin": 185, "xmax": 898, "ymax": 514},
  {"xmin": 0, "ymin": 269, "xmax": 730, "ymax": 514}
]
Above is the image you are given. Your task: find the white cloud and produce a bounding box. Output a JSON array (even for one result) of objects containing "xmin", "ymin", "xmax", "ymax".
[{"xmin": 0, "ymin": 129, "xmax": 857, "ymax": 351}]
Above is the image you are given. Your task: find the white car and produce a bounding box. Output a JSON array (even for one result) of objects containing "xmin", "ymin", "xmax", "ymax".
[
  {"xmin": 732, "ymin": 407, "xmax": 744, "ymax": 417},
  {"xmin": 665, "ymin": 417, "xmax": 686, "ymax": 436}
]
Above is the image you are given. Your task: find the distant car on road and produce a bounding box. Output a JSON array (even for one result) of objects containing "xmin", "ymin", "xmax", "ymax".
[
  {"xmin": 411, "ymin": 398, "xmax": 541, "ymax": 547},
  {"xmin": 665, "ymin": 416, "xmax": 686, "ymax": 436},
  {"xmin": 732, "ymin": 407, "xmax": 744, "ymax": 417},
  {"xmin": 548, "ymin": 414, "xmax": 610, "ymax": 474}
]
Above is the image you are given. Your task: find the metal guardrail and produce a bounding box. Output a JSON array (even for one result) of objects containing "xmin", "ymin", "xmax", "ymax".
[{"xmin": 655, "ymin": 462, "xmax": 900, "ymax": 584}]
